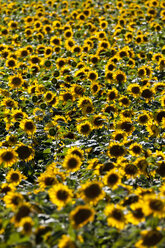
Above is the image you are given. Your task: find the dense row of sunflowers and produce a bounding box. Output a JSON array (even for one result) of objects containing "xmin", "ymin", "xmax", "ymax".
[{"xmin": 0, "ymin": 0, "xmax": 165, "ymax": 247}]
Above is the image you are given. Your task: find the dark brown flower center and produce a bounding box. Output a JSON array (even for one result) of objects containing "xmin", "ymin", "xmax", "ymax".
[
  {"xmin": 57, "ymin": 190, "xmax": 69, "ymax": 201},
  {"xmin": 84, "ymin": 184, "xmax": 101, "ymax": 199},
  {"xmin": 1, "ymin": 151, "xmax": 14, "ymax": 161}
]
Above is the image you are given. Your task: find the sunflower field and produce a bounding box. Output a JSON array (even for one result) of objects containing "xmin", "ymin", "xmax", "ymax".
[{"xmin": 0, "ymin": 0, "xmax": 165, "ymax": 247}]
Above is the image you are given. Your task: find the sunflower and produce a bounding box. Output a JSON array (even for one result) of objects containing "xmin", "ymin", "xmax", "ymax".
[
  {"xmin": 92, "ymin": 115, "xmax": 105, "ymax": 129},
  {"xmin": 48, "ymin": 184, "xmax": 73, "ymax": 209},
  {"xmin": 56, "ymin": 58, "xmax": 66, "ymax": 69},
  {"xmin": 79, "ymin": 181, "xmax": 105, "ymax": 205},
  {"xmin": 103, "ymin": 169, "xmax": 121, "ymax": 189},
  {"xmin": 127, "ymin": 202, "xmax": 145, "ymax": 225},
  {"xmin": 60, "ymin": 91, "xmax": 74, "ymax": 103},
  {"xmin": 137, "ymin": 111, "xmax": 150, "ymax": 125},
  {"xmin": 8, "ymin": 74, "xmax": 24, "ymax": 89},
  {"xmin": 70, "ymin": 205, "xmax": 95, "ymax": 229},
  {"xmin": 11, "ymin": 109, "xmax": 27, "ymax": 122},
  {"xmin": 63, "ymin": 154, "xmax": 82, "ymax": 172},
  {"xmin": 77, "ymin": 96, "xmax": 93, "ymax": 109},
  {"xmin": 20, "ymin": 119, "xmax": 36, "ymax": 135},
  {"xmin": 67, "ymin": 147, "xmax": 84, "ymax": 160},
  {"xmin": 58, "ymin": 235, "xmax": 77, "ymax": 248},
  {"xmin": 19, "ymin": 217, "xmax": 33, "ymax": 235},
  {"xmin": 135, "ymin": 229, "xmax": 163, "ymax": 248},
  {"xmin": 50, "ymin": 36, "xmax": 61, "ymax": 46},
  {"xmin": 91, "ymin": 82, "xmax": 100, "ymax": 95},
  {"xmin": 11, "ymin": 202, "xmax": 31, "ymax": 225},
  {"xmin": 117, "ymin": 118, "xmax": 134, "ymax": 134},
  {"xmin": 16, "ymin": 143, "xmax": 34, "ymax": 162},
  {"xmin": 104, "ymin": 204, "xmax": 127, "ymax": 229},
  {"xmin": 38, "ymin": 172, "xmax": 57, "ymax": 190},
  {"xmin": 77, "ymin": 121, "xmax": 92, "ymax": 137},
  {"xmin": 113, "ymin": 70, "xmax": 127, "ymax": 83},
  {"xmin": 129, "ymin": 143, "xmax": 143, "ymax": 156},
  {"xmin": 3, "ymin": 191, "xmax": 24, "ymax": 210},
  {"xmin": 155, "ymin": 110, "xmax": 165, "ymax": 124},
  {"xmin": 64, "ymin": 29, "xmax": 73, "ymax": 39},
  {"xmin": 142, "ymin": 194, "xmax": 165, "ymax": 217},
  {"xmin": 123, "ymin": 162, "xmax": 139, "ymax": 179},
  {"xmin": 6, "ymin": 58, "xmax": 17, "ymax": 68},
  {"xmin": 108, "ymin": 142, "xmax": 126, "ymax": 159},
  {"xmin": 0, "ymin": 148, "xmax": 18, "ymax": 167},
  {"xmin": 107, "ymin": 88, "xmax": 118, "ymax": 101},
  {"xmin": 6, "ymin": 169, "xmax": 26, "ymax": 186},
  {"xmin": 0, "ymin": 183, "xmax": 15, "ymax": 195},
  {"xmin": 119, "ymin": 96, "xmax": 130, "ymax": 107},
  {"xmin": 135, "ymin": 157, "xmax": 148, "ymax": 174},
  {"xmin": 81, "ymin": 103, "xmax": 94, "ymax": 115}
]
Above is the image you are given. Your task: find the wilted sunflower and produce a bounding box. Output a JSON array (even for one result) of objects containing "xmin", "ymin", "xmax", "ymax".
[
  {"xmin": 20, "ymin": 119, "xmax": 36, "ymax": 135},
  {"xmin": 58, "ymin": 235, "xmax": 77, "ymax": 248},
  {"xmin": 79, "ymin": 181, "xmax": 105, "ymax": 205},
  {"xmin": 70, "ymin": 205, "xmax": 95, "ymax": 229},
  {"xmin": 48, "ymin": 184, "xmax": 73, "ymax": 209},
  {"xmin": 0, "ymin": 148, "xmax": 18, "ymax": 167},
  {"xmin": 6, "ymin": 169, "xmax": 26, "ymax": 186},
  {"xmin": 63, "ymin": 154, "xmax": 82, "ymax": 172},
  {"xmin": 104, "ymin": 204, "xmax": 127, "ymax": 229}
]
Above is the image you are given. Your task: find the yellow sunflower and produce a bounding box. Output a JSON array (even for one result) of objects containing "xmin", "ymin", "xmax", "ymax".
[
  {"xmin": 6, "ymin": 169, "xmax": 26, "ymax": 186},
  {"xmin": 0, "ymin": 148, "xmax": 18, "ymax": 167},
  {"xmin": 58, "ymin": 235, "xmax": 77, "ymax": 248},
  {"xmin": 70, "ymin": 205, "xmax": 95, "ymax": 229},
  {"xmin": 20, "ymin": 119, "xmax": 36, "ymax": 135},
  {"xmin": 48, "ymin": 184, "xmax": 73, "ymax": 209},
  {"xmin": 79, "ymin": 181, "xmax": 105, "ymax": 205},
  {"xmin": 63, "ymin": 154, "xmax": 82, "ymax": 172}
]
